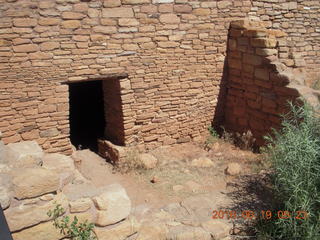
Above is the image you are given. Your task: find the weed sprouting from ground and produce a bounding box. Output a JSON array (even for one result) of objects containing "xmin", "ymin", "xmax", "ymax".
[
  {"xmin": 204, "ymin": 126, "xmax": 219, "ymax": 150},
  {"xmin": 47, "ymin": 204, "xmax": 96, "ymax": 240},
  {"xmin": 205, "ymin": 125, "xmax": 256, "ymax": 151},
  {"xmin": 255, "ymin": 101, "xmax": 320, "ymax": 240},
  {"xmin": 114, "ymin": 147, "xmax": 146, "ymax": 173}
]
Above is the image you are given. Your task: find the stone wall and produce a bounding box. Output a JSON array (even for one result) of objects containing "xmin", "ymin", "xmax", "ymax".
[
  {"xmin": 224, "ymin": 19, "xmax": 320, "ymax": 146},
  {"xmin": 0, "ymin": 0, "xmax": 251, "ymax": 153},
  {"xmin": 0, "ymin": 0, "xmax": 319, "ymax": 154},
  {"xmin": 248, "ymin": 0, "xmax": 320, "ymax": 87}
]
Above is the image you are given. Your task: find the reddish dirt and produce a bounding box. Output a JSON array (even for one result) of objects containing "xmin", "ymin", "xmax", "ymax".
[{"xmin": 73, "ymin": 139, "xmax": 262, "ymax": 211}]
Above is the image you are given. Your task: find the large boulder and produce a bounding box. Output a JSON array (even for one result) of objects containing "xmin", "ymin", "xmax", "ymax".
[
  {"xmin": 5, "ymin": 141, "xmax": 44, "ymax": 168},
  {"xmin": 11, "ymin": 168, "xmax": 59, "ymax": 199},
  {"xmin": 93, "ymin": 184, "xmax": 131, "ymax": 226},
  {"xmin": 4, "ymin": 193, "xmax": 68, "ymax": 232},
  {"xmin": 42, "ymin": 153, "xmax": 75, "ymax": 188}
]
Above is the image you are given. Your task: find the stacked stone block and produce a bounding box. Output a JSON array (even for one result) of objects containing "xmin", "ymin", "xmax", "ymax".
[
  {"xmin": 224, "ymin": 19, "xmax": 316, "ymax": 146},
  {"xmin": 0, "ymin": 0, "xmax": 251, "ymax": 153},
  {"xmin": 249, "ymin": 0, "xmax": 320, "ymax": 87},
  {"xmin": 0, "ymin": 0, "xmax": 319, "ymax": 154}
]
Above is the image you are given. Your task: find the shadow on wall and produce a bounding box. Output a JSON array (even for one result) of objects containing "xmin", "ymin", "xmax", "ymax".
[
  {"xmin": 211, "ymin": 57, "xmax": 228, "ymax": 135},
  {"xmin": 212, "ymin": 19, "xmax": 320, "ymax": 149},
  {"xmin": 102, "ymin": 78, "xmax": 125, "ymax": 146}
]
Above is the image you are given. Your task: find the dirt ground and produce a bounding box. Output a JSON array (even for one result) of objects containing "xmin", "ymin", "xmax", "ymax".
[{"xmin": 73, "ymin": 138, "xmax": 272, "ymax": 238}]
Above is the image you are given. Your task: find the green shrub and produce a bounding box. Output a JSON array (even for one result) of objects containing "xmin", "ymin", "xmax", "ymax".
[
  {"xmin": 256, "ymin": 101, "xmax": 320, "ymax": 239},
  {"xmin": 47, "ymin": 204, "xmax": 96, "ymax": 240}
]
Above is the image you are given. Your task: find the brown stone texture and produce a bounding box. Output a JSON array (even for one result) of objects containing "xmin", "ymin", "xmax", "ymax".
[
  {"xmin": 224, "ymin": 19, "xmax": 319, "ymax": 146},
  {"xmin": 0, "ymin": 0, "xmax": 319, "ymax": 154}
]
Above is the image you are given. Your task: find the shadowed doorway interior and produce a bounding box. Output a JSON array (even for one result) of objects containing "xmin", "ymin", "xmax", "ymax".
[{"xmin": 69, "ymin": 80, "xmax": 105, "ymax": 152}]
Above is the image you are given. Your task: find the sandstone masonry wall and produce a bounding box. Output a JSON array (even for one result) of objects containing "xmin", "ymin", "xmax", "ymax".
[
  {"xmin": 248, "ymin": 0, "xmax": 320, "ymax": 87},
  {"xmin": 0, "ymin": 0, "xmax": 319, "ymax": 154},
  {"xmin": 0, "ymin": 0, "xmax": 251, "ymax": 153},
  {"xmin": 224, "ymin": 19, "xmax": 320, "ymax": 146}
]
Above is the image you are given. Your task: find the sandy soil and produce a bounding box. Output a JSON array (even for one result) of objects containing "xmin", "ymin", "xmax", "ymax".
[{"xmin": 73, "ymin": 139, "xmax": 262, "ymax": 209}]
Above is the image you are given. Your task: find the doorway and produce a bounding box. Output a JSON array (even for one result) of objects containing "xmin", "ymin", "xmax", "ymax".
[{"xmin": 68, "ymin": 80, "xmax": 105, "ymax": 152}]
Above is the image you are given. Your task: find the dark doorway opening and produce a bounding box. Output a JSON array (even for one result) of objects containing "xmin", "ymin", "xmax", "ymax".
[{"xmin": 69, "ymin": 80, "xmax": 105, "ymax": 152}]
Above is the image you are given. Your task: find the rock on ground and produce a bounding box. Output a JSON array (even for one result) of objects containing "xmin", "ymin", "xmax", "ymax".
[
  {"xmin": 69, "ymin": 198, "xmax": 92, "ymax": 213},
  {"xmin": 190, "ymin": 157, "xmax": 215, "ymax": 168},
  {"xmin": 4, "ymin": 193, "xmax": 68, "ymax": 232},
  {"xmin": 11, "ymin": 168, "xmax": 59, "ymax": 199},
  {"xmin": 43, "ymin": 153, "xmax": 76, "ymax": 188},
  {"xmin": 225, "ymin": 162, "xmax": 242, "ymax": 175},
  {"xmin": 139, "ymin": 153, "xmax": 158, "ymax": 169},
  {"xmin": 62, "ymin": 182, "xmax": 100, "ymax": 201},
  {"xmin": 136, "ymin": 221, "xmax": 168, "ymax": 240},
  {"xmin": 5, "ymin": 141, "xmax": 44, "ymax": 168},
  {"xmin": 94, "ymin": 217, "xmax": 140, "ymax": 240},
  {"xmin": 93, "ymin": 183, "xmax": 131, "ymax": 226},
  {"xmin": 12, "ymin": 220, "xmax": 65, "ymax": 240},
  {"xmin": 42, "ymin": 153, "xmax": 75, "ymax": 172}
]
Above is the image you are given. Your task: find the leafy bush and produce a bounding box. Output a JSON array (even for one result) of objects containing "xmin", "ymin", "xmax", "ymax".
[
  {"xmin": 47, "ymin": 204, "xmax": 96, "ymax": 240},
  {"xmin": 256, "ymin": 102, "xmax": 320, "ymax": 239}
]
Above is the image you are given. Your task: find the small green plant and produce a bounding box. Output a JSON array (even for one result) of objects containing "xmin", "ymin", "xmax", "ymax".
[
  {"xmin": 220, "ymin": 126, "xmax": 234, "ymax": 144},
  {"xmin": 208, "ymin": 126, "xmax": 219, "ymax": 138},
  {"xmin": 204, "ymin": 126, "xmax": 219, "ymax": 150},
  {"xmin": 47, "ymin": 204, "xmax": 96, "ymax": 240},
  {"xmin": 255, "ymin": 101, "xmax": 320, "ymax": 239}
]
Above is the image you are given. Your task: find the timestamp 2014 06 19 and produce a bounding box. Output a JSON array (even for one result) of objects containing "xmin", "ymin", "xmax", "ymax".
[{"xmin": 212, "ymin": 210, "xmax": 308, "ymax": 220}]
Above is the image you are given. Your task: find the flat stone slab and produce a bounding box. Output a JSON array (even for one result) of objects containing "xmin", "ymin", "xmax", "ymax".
[
  {"xmin": 167, "ymin": 225, "xmax": 211, "ymax": 240},
  {"xmin": 11, "ymin": 168, "xmax": 59, "ymax": 199},
  {"xmin": 5, "ymin": 141, "xmax": 43, "ymax": 168},
  {"xmin": 62, "ymin": 182, "xmax": 100, "ymax": 201},
  {"xmin": 4, "ymin": 193, "xmax": 68, "ymax": 232}
]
